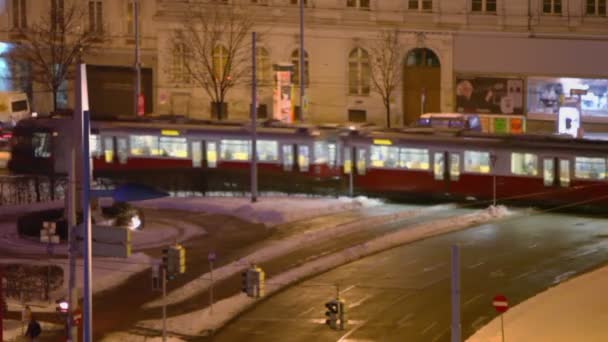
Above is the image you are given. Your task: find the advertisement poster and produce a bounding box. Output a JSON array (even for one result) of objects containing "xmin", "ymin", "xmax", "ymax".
[
  {"xmin": 273, "ymin": 64, "xmax": 294, "ymax": 123},
  {"xmin": 455, "ymin": 76, "xmax": 524, "ymax": 115},
  {"xmin": 527, "ymin": 76, "xmax": 608, "ymax": 118}
]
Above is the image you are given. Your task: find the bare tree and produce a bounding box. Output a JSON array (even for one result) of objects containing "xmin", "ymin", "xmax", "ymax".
[
  {"xmin": 369, "ymin": 29, "xmax": 404, "ymax": 128},
  {"xmin": 174, "ymin": 2, "xmax": 254, "ymax": 119},
  {"xmin": 3, "ymin": 0, "xmax": 103, "ymax": 112}
]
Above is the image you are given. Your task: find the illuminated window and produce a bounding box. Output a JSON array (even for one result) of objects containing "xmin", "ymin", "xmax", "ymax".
[
  {"xmin": 291, "ymin": 49, "xmax": 309, "ymax": 87},
  {"xmin": 206, "ymin": 141, "xmax": 217, "ymax": 168},
  {"xmin": 408, "ymin": 0, "xmax": 432, "ymax": 11},
  {"xmin": 348, "ymin": 48, "xmax": 370, "ymax": 96},
  {"xmin": 356, "ymin": 148, "xmax": 367, "ymax": 175},
  {"xmin": 159, "ymin": 137, "xmax": 188, "ymax": 158},
  {"xmin": 298, "ymin": 145, "xmax": 310, "ymax": 172},
  {"xmin": 103, "ymin": 137, "xmax": 113, "ymax": 163},
  {"xmin": 90, "ymin": 135, "xmax": 102, "ymax": 157},
  {"xmin": 213, "ymin": 45, "xmax": 229, "ymax": 82},
  {"xmin": 346, "ymin": 0, "xmax": 370, "ymax": 9},
  {"xmin": 314, "ymin": 141, "xmax": 328, "ymax": 164},
  {"xmin": 256, "ymin": 47, "xmax": 271, "ymax": 84},
  {"xmin": 560, "ymin": 159, "xmax": 570, "ymax": 186},
  {"xmin": 511, "ymin": 153, "xmax": 538, "ymax": 176},
  {"xmin": 328, "ymin": 143, "xmax": 337, "ymax": 168},
  {"xmin": 434, "ymin": 152, "xmax": 444, "ymax": 180},
  {"xmin": 257, "ymin": 140, "xmax": 278, "ymax": 162},
  {"xmin": 12, "ymin": 0, "xmax": 27, "ymax": 29},
  {"xmin": 471, "ymin": 0, "xmax": 496, "ymax": 13},
  {"xmin": 343, "ymin": 147, "xmax": 352, "ymax": 174},
  {"xmin": 543, "ymin": 0, "xmax": 562, "ymax": 14},
  {"xmin": 450, "ymin": 153, "xmax": 460, "ymax": 180},
  {"xmin": 587, "ymin": 0, "xmax": 607, "ymax": 15},
  {"xmin": 543, "ymin": 158, "xmax": 554, "ymax": 186},
  {"xmin": 371, "ymin": 145, "xmax": 399, "ymax": 168},
  {"xmin": 575, "ymin": 157, "xmax": 606, "ymax": 180},
  {"xmin": 89, "ymin": 1, "xmax": 103, "ymax": 33},
  {"xmin": 283, "ymin": 145, "xmax": 294, "ymax": 171},
  {"xmin": 130, "ymin": 135, "xmax": 159, "ymax": 156},
  {"xmin": 464, "ymin": 151, "xmax": 490, "ymax": 173},
  {"xmin": 221, "ymin": 140, "xmax": 249, "ymax": 161},
  {"xmin": 399, "ymin": 148, "xmax": 429, "ymax": 170}
]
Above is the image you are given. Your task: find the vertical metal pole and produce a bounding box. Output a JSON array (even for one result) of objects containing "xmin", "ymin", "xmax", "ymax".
[
  {"xmin": 134, "ymin": 0, "xmax": 141, "ymax": 116},
  {"xmin": 299, "ymin": 0, "xmax": 305, "ymax": 122},
  {"xmin": 67, "ymin": 147, "xmax": 77, "ymax": 342},
  {"xmin": 251, "ymin": 32, "xmax": 258, "ymax": 203},
  {"xmin": 209, "ymin": 260, "xmax": 214, "ymax": 315},
  {"xmin": 0, "ymin": 265, "xmax": 3, "ymax": 342},
  {"xmin": 162, "ymin": 267, "xmax": 167, "ymax": 342},
  {"xmin": 451, "ymin": 245, "xmax": 461, "ymax": 342},
  {"xmin": 501, "ymin": 314, "xmax": 505, "ymax": 342},
  {"xmin": 78, "ymin": 63, "xmax": 93, "ymax": 342}
]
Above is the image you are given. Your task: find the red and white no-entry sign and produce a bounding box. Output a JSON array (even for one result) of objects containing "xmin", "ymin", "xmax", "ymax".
[{"xmin": 493, "ymin": 294, "xmax": 509, "ymax": 313}]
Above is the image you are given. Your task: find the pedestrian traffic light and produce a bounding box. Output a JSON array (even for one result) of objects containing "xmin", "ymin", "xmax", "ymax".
[{"xmin": 325, "ymin": 299, "xmax": 339, "ymax": 329}]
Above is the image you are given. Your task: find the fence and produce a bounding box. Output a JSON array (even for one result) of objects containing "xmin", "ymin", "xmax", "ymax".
[{"xmin": 0, "ymin": 175, "xmax": 67, "ymax": 206}]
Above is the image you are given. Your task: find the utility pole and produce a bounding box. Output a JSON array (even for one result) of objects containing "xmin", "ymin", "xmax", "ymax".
[
  {"xmin": 251, "ymin": 31, "xmax": 258, "ymax": 203},
  {"xmin": 162, "ymin": 267, "xmax": 167, "ymax": 342},
  {"xmin": 134, "ymin": 0, "xmax": 142, "ymax": 117},
  {"xmin": 451, "ymin": 245, "xmax": 461, "ymax": 342},
  {"xmin": 299, "ymin": 0, "xmax": 305, "ymax": 122}
]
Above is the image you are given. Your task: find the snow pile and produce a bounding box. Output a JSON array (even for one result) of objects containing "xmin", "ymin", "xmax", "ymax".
[
  {"xmin": 467, "ymin": 263, "xmax": 608, "ymax": 342},
  {"xmin": 134, "ymin": 196, "xmax": 382, "ymax": 227},
  {"xmin": 111, "ymin": 205, "xmax": 511, "ymax": 339}
]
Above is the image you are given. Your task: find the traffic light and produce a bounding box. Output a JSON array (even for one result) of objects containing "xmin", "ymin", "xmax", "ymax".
[
  {"xmin": 242, "ymin": 266, "xmax": 265, "ymax": 298},
  {"xmin": 325, "ymin": 300, "xmax": 339, "ymax": 329},
  {"xmin": 162, "ymin": 244, "xmax": 186, "ymax": 280},
  {"xmin": 242, "ymin": 270, "xmax": 252, "ymax": 296},
  {"xmin": 338, "ymin": 299, "xmax": 347, "ymax": 330}
]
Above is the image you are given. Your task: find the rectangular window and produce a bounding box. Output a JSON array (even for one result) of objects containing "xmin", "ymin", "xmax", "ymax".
[
  {"xmin": 399, "ymin": 148, "xmax": 429, "ymax": 170},
  {"xmin": 117, "ymin": 137, "xmax": 128, "ymax": 164},
  {"xmin": 587, "ymin": 0, "xmax": 607, "ymax": 15},
  {"xmin": 104, "ymin": 137, "xmax": 114, "ymax": 163},
  {"xmin": 408, "ymin": 0, "xmax": 432, "ymax": 10},
  {"xmin": 575, "ymin": 157, "xmax": 606, "ymax": 180},
  {"xmin": 511, "ymin": 153, "xmax": 538, "ymax": 176},
  {"xmin": 192, "ymin": 141, "xmax": 202, "ymax": 168},
  {"xmin": 12, "ymin": 0, "xmax": 27, "ymax": 28},
  {"xmin": 11, "ymin": 100, "xmax": 28, "ymax": 112},
  {"xmin": 283, "ymin": 145, "xmax": 294, "ymax": 171},
  {"xmin": 343, "ymin": 147, "xmax": 352, "ymax": 174},
  {"xmin": 450, "ymin": 153, "xmax": 460, "ymax": 180},
  {"xmin": 543, "ymin": 158, "xmax": 554, "ymax": 186},
  {"xmin": 206, "ymin": 141, "xmax": 217, "ymax": 168},
  {"xmin": 464, "ymin": 151, "xmax": 490, "ymax": 173},
  {"xmin": 471, "ymin": 0, "xmax": 496, "ymax": 13},
  {"xmin": 89, "ymin": 1, "xmax": 103, "ymax": 33},
  {"xmin": 314, "ymin": 141, "xmax": 328, "ymax": 164},
  {"xmin": 90, "ymin": 135, "xmax": 102, "ymax": 158},
  {"xmin": 173, "ymin": 44, "xmax": 190, "ymax": 83},
  {"xmin": 348, "ymin": 109, "xmax": 367, "ymax": 123},
  {"xmin": 298, "ymin": 145, "xmax": 310, "ymax": 172},
  {"xmin": 33, "ymin": 133, "xmax": 51, "ymax": 158},
  {"xmin": 328, "ymin": 143, "xmax": 337, "ymax": 168},
  {"xmin": 347, "ymin": 0, "xmax": 370, "ymax": 9},
  {"xmin": 356, "ymin": 148, "xmax": 367, "ymax": 175},
  {"xmin": 257, "ymin": 140, "xmax": 278, "ymax": 162},
  {"xmin": 543, "ymin": 0, "xmax": 562, "ymax": 14},
  {"xmin": 130, "ymin": 135, "xmax": 159, "ymax": 156},
  {"xmin": 434, "ymin": 152, "xmax": 445, "ymax": 180},
  {"xmin": 560, "ymin": 159, "xmax": 570, "ymax": 187},
  {"xmin": 159, "ymin": 137, "xmax": 187, "ymax": 158},
  {"xmin": 221, "ymin": 139, "xmax": 249, "ymax": 161},
  {"xmin": 290, "ymin": 0, "xmax": 307, "ymax": 5},
  {"xmin": 370, "ymin": 145, "xmax": 400, "ymax": 168}
]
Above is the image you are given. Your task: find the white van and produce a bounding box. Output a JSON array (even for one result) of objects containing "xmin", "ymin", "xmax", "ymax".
[{"xmin": 0, "ymin": 92, "xmax": 30, "ymax": 127}]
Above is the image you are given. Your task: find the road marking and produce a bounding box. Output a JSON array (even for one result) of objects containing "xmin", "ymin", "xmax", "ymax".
[
  {"xmin": 299, "ymin": 307, "xmax": 314, "ymax": 316},
  {"xmin": 348, "ymin": 294, "xmax": 372, "ymax": 309},
  {"xmin": 397, "ymin": 313, "xmax": 414, "ymax": 327},
  {"xmin": 471, "ymin": 316, "xmax": 487, "ymax": 330},
  {"xmin": 337, "ymin": 320, "xmax": 367, "ymax": 342},
  {"xmin": 421, "ymin": 321, "xmax": 437, "ymax": 335},
  {"xmin": 514, "ymin": 269, "xmax": 535, "ymax": 280},
  {"xmin": 552, "ymin": 270, "xmax": 576, "ymax": 285},
  {"xmin": 423, "ymin": 262, "xmax": 446, "ymax": 273},
  {"xmin": 464, "ymin": 293, "xmax": 484, "ymax": 307},
  {"xmin": 431, "ymin": 330, "xmax": 448, "ymax": 342},
  {"xmin": 341, "ymin": 285, "xmax": 356, "ymax": 294},
  {"xmin": 528, "ymin": 243, "xmax": 538, "ymax": 248},
  {"xmin": 490, "ymin": 269, "xmax": 505, "ymax": 278},
  {"xmin": 467, "ymin": 261, "xmax": 485, "ymax": 269}
]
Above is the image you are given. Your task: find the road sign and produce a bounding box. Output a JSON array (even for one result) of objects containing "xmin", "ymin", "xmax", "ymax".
[
  {"xmin": 493, "ymin": 294, "xmax": 509, "ymax": 313},
  {"xmin": 208, "ymin": 251, "xmax": 216, "ymax": 263}
]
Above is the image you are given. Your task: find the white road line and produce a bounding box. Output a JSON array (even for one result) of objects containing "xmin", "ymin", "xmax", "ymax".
[
  {"xmin": 299, "ymin": 307, "xmax": 314, "ymax": 316},
  {"xmin": 423, "ymin": 262, "xmax": 446, "ymax": 273},
  {"xmin": 348, "ymin": 294, "xmax": 372, "ymax": 309},
  {"xmin": 528, "ymin": 243, "xmax": 538, "ymax": 248},
  {"xmin": 464, "ymin": 293, "xmax": 484, "ymax": 307},
  {"xmin": 341, "ymin": 284, "xmax": 356, "ymax": 294},
  {"xmin": 467, "ymin": 261, "xmax": 485, "ymax": 269},
  {"xmin": 431, "ymin": 330, "xmax": 448, "ymax": 342},
  {"xmin": 397, "ymin": 313, "xmax": 414, "ymax": 327},
  {"xmin": 337, "ymin": 320, "xmax": 367, "ymax": 342},
  {"xmin": 471, "ymin": 316, "xmax": 487, "ymax": 330},
  {"xmin": 421, "ymin": 321, "xmax": 437, "ymax": 335},
  {"xmin": 513, "ymin": 269, "xmax": 535, "ymax": 280}
]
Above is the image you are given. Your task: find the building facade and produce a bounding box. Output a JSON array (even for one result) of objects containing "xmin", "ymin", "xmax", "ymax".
[{"xmin": 2, "ymin": 0, "xmax": 608, "ymax": 132}]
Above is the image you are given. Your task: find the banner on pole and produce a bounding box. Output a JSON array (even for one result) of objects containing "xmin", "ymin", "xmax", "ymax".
[{"xmin": 273, "ymin": 64, "xmax": 294, "ymax": 123}]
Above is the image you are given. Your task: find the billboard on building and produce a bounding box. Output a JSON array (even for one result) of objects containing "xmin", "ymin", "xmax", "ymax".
[
  {"xmin": 455, "ymin": 76, "xmax": 524, "ymax": 115},
  {"xmin": 273, "ymin": 64, "xmax": 294, "ymax": 123}
]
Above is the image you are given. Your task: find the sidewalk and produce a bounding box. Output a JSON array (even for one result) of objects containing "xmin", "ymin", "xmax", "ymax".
[{"xmin": 467, "ymin": 263, "xmax": 608, "ymax": 342}]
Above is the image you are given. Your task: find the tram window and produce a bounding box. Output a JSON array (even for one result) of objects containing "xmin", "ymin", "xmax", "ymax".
[
  {"xmin": 450, "ymin": 153, "xmax": 460, "ymax": 180},
  {"xmin": 511, "ymin": 153, "xmax": 538, "ymax": 176},
  {"xmin": 192, "ymin": 141, "xmax": 202, "ymax": 168},
  {"xmin": 560, "ymin": 159, "xmax": 570, "ymax": 187},
  {"xmin": 159, "ymin": 137, "xmax": 188, "ymax": 158},
  {"xmin": 464, "ymin": 151, "xmax": 490, "ymax": 173},
  {"xmin": 298, "ymin": 145, "xmax": 310, "ymax": 172},
  {"xmin": 371, "ymin": 145, "xmax": 399, "ymax": 168},
  {"xmin": 206, "ymin": 142, "xmax": 217, "ymax": 168},
  {"xmin": 117, "ymin": 137, "xmax": 128, "ymax": 164},
  {"xmin": 543, "ymin": 159, "xmax": 554, "ymax": 186},
  {"xmin": 399, "ymin": 148, "xmax": 429, "ymax": 170},
  {"xmin": 104, "ymin": 137, "xmax": 114, "ymax": 163},
  {"xmin": 130, "ymin": 135, "xmax": 159, "ymax": 156},
  {"xmin": 343, "ymin": 147, "xmax": 352, "ymax": 174},
  {"xmin": 257, "ymin": 140, "xmax": 278, "ymax": 162},
  {"xmin": 283, "ymin": 145, "xmax": 294, "ymax": 171},
  {"xmin": 32, "ymin": 132, "xmax": 51, "ymax": 158},
  {"xmin": 434, "ymin": 153, "xmax": 444, "ymax": 180},
  {"xmin": 221, "ymin": 139, "xmax": 249, "ymax": 161},
  {"xmin": 328, "ymin": 143, "xmax": 337, "ymax": 168},
  {"xmin": 575, "ymin": 157, "xmax": 606, "ymax": 180},
  {"xmin": 314, "ymin": 141, "xmax": 328, "ymax": 164},
  {"xmin": 90, "ymin": 135, "xmax": 102, "ymax": 158},
  {"xmin": 357, "ymin": 148, "xmax": 367, "ymax": 175}
]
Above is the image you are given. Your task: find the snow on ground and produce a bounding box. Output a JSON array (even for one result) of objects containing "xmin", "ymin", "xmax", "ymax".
[
  {"xmin": 104, "ymin": 206, "xmax": 511, "ymax": 340},
  {"xmin": 134, "ymin": 195, "xmax": 382, "ymax": 227},
  {"xmin": 467, "ymin": 262, "xmax": 608, "ymax": 342}
]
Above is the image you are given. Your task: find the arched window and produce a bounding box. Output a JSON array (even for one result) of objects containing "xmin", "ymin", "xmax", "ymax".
[
  {"xmin": 348, "ymin": 48, "xmax": 370, "ymax": 95},
  {"xmin": 405, "ymin": 48, "xmax": 440, "ymax": 67},
  {"xmin": 291, "ymin": 49, "xmax": 309, "ymax": 87},
  {"xmin": 256, "ymin": 47, "xmax": 271, "ymax": 84},
  {"xmin": 213, "ymin": 45, "xmax": 229, "ymax": 81}
]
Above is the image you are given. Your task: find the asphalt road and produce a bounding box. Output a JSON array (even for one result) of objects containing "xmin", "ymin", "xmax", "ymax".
[{"xmin": 213, "ymin": 210, "xmax": 608, "ymax": 342}]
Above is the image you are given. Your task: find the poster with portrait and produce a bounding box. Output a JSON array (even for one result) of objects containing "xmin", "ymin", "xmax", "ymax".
[
  {"xmin": 455, "ymin": 76, "xmax": 524, "ymax": 115},
  {"xmin": 273, "ymin": 64, "xmax": 294, "ymax": 123}
]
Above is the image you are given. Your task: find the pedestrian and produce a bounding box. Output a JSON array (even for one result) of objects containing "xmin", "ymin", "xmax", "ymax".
[
  {"xmin": 24, "ymin": 315, "xmax": 42, "ymax": 341},
  {"xmin": 21, "ymin": 305, "xmax": 32, "ymax": 334}
]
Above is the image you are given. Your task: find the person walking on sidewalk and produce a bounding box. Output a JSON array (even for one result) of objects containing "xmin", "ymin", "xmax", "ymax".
[{"xmin": 24, "ymin": 315, "xmax": 42, "ymax": 341}]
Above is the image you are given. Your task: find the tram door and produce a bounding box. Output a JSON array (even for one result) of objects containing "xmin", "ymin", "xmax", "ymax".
[
  {"xmin": 543, "ymin": 158, "xmax": 570, "ymax": 187},
  {"xmin": 434, "ymin": 152, "xmax": 460, "ymax": 192},
  {"xmin": 191, "ymin": 141, "xmax": 218, "ymax": 169},
  {"xmin": 282, "ymin": 144, "xmax": 310, "ymax": 172}
]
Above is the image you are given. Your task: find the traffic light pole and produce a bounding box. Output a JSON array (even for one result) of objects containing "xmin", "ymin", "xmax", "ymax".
[
  {"xmin": 209, "ymin": 259, "xmax": 214, "ymax": 315},
  {"xmin": 162, "ymin": 267, "xmax": 167, "ymax": 342}
]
